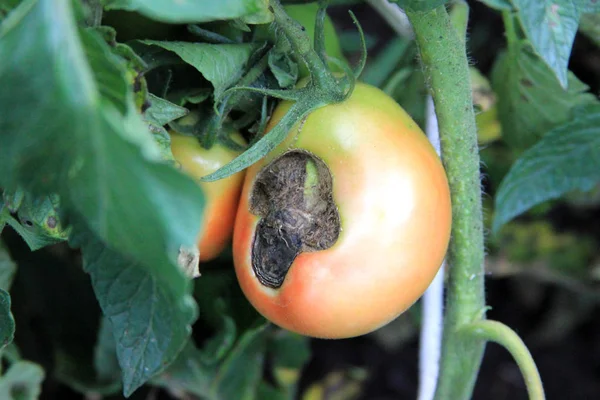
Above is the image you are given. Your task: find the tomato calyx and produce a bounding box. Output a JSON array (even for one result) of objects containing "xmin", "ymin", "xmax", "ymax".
[
  {"xmin": 249, "ymin": 150, "xmax": 340, "ymax": 288},
  {"xmin": 200, "ymin": 0, "xmax": 367, "ymax": 183}
]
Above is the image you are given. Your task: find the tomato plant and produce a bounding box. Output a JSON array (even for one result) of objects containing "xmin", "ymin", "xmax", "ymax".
[
  {"xmin": 170, "ymin": 131, "xmax": 246, "ymax": 261},
  {"xmin": 232, "ymin": 81, "xmax": 451, "ymax": 338},
  {"xmin": 3, "ymin": 0, "xmax": 600, "ymax": 399}
]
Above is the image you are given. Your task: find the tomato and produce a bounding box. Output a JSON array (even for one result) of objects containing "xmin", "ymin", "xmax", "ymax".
[
  {"xmin": 232, "ymin": 82, "xmax": 452, "ymax": 339},
  {"xmin": 170, "ymin": 131, "xmax": 246, "ymax": 262}
]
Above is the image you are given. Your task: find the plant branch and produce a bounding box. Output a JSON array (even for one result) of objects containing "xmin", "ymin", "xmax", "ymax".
[
  {"xmin": 367, "ymin": 4, "xmax": 445, "ymax": 399},
  {"xmin": 405, "ymin": 6, "xmax": 486, "ymax": 400},
  {"xmin": 269, "ymin": 0, "xmax": 337, "ymax": 88},
  {"xmin": 200, "ymin": 0, "xmax": 354, "ymax": 181},
  {"xmin": 366, "ymin": 0, "xmax": 413, "ymax": 38},
  {"xmin": 461, "ymin": 320, "xmax": 546, "ymax": 400}
]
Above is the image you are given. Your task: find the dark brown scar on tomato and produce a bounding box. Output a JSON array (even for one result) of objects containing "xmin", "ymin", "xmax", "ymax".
[{"xmin": 249, "ymin": 150, "xmax": 340, "ymax": 289}]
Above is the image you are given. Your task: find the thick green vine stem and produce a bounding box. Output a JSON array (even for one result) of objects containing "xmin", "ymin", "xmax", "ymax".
[
  {"xmin": 461, "ymin": 320, "xmax": 546, "ymax": 400},
  {"xmin": 405, "ymin": 6, "xmax": 486, "ymax": 399}
]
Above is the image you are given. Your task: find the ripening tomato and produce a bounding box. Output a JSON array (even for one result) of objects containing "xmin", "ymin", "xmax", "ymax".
[
  {"xmin": 232, "ymin": 82, "xmax": 452, "ymax": 339},
  {"xmin": 170, "ymin": 131, "xmax": 246, "ymax": 262}
]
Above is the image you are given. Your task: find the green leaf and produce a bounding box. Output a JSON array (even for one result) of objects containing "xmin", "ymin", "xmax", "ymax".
[
  {"xmin": 239, "ymin": 1, "xmax": 273, "ymax": 25},
  {"xmin": 146, "ymin": 122, "xmax": 175, "ymax": 161},
  {"xmin": 493, "ymin": 105, "xmax": 600, "ymax": 232},
  {"xmin": 2, "ymin": 210, "xmax": 61, "ymax": 251},
  {"xmin": 269, "ymin": 331, "xmax": 310, "ymax": 391},
  {"xmin": 0, "ymin": 361, "xmax": 44, "ymax": 400},
  {"xmin": 390, "ymin": 0, "xmax": 449, "ymax": 12},
  {"xmin": 269, "ymin": 331, "xmax": 310, "ymax": 375},
  {"xmin": 579, "ymin": 0, "xmax": 600, "ymax": 13},
  {"xmin": 92, "ymin": 26, "xmax": 150, "ymax": 111},
  {"xmin": 0, "ymin": 289, "xmax": 15, "ymax": 352},
  {"xmin": 0, "ymin": 240, "xmax": 16, "ymax": 291},
  {"xmin": 144, "ymin": 93, "xmax": 188, "ymax": 126},
  {"xmin": 0, "ymin": 0, "xmax": 205, "ymax": 298},
  {"xmin": 209, "ymin": 322, "xmax": 269, "ymax": 400},
  {"xmin": 268, "ymin": 49, "xmax": 299, "ymax": 89},
  {"xmin": 511, "ymin": 0, "xmax": 580, "ymax": 88},
  {"xmin": 72, "ymin": 222, "xmax": 198, "ymax": 397},
  {"xmin": 142, "ymin": 94, "xmax": 189, "ymax": 161},
  {"xmin": 80, "ymin": 27, "xmax": 131, "ymax": 114},
  {"xmin": 151, "ymin": 341, "xmax": 213, "ymax": 396},
  {"xmin": 153, "ymin": 321, "xmax": 270, "ymax": 399},
  {"xmin": 491, "ymin": 41, "xmax": 596, "ymax": 149},
  {"xmin": 199, "ymin": 306, "xmax": 237, "ymax": 365},
  {"xmin": 16, "ymin": 194, "xmax": 67, "ymax": 240},
  {"xmin": 2, "ymin": 189, "xmax": 25, "ymax": 214},
  {"xmin": 3, "ymin": 192, "xmax": 70, "ymax": 251},
  {"xmin": 193, "ymin": 268, "xmax": 259, "ymax": 332},
  {"xmin": 139, "ymin": 41, "xmax": 256, "ymax": 100},
  {"xmin": 104, "ymin": 0, "xmax": 269, "ymax": 24}
]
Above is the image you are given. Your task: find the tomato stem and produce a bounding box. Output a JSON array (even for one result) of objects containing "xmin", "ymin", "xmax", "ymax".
[
  {"xmin": 269, "ymin": 0, "xmax": 338, "ymax": 91},
  {"xmin": 206, "ymin": 51, "xmax": 270, "ymax": 148},
  {"xmin": 460, "ymin": 320, "xmax": 546, "ymax": 400},
  {"xmin": 406, "ymin": 6, "xmax": 486, "ymax": 399},
  {"xmin": 200, "ymin": 1, "xmax": 357, "ymax": 182},
  {"xmin": 501, "ymin": 11, "xmax": 520, "ymax": 47}
]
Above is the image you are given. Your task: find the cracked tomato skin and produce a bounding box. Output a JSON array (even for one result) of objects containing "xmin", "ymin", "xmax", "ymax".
[
  {"xmin": 170, "ymin": 132, "xmax": 246, "ymax": 262},
  {"xmin": 233, "ymin": 82, "xmax": 452, "ymax": 339}
]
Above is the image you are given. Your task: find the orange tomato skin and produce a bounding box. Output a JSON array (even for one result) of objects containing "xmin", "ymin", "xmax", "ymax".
[
  {"xmin": 233, "ymin": 82, "xmax": 452, "ymax": 339},
  {"xmin": 170, "ymin": 132, "xmax": 246, "ymax": 262}
]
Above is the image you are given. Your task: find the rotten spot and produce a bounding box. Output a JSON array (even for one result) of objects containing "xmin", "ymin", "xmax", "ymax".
[
  {"xmin": 250, "ymin": 150, "xmax": 340, "ymax": 289},
  {"xmin": 46, "ymin": 216, "xmax": 57, "ymax": 229}
]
